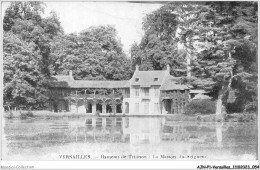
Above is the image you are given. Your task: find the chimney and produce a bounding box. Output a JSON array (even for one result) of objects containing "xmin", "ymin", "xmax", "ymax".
[
  {"xmin": 166, "ymin": 64, "xmax": 170, "ymax": 73},
  {"xmin": 69, "ymin": 70, "xmax": 73, "ymax": 77},
  {"xmin": 135, "ymin": 65, "xmax": 139, "ymax": 71},
  {"xmin": 68, "ymin": 70, "xmax": 74, "ymax": 81}
]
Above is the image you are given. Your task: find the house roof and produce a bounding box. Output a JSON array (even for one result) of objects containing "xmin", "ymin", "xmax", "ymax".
[
  {"xmin": 50, "ymin": 67, "xmax": 190, "ymax": 90},
  {"xmin": 50, "ymin": 76, "xmax": 130, "ymax": 89},
  {"xmin": 130, "ymin": 70, "xmax": 169, "ymax": 87},
  {"xmin": 160, "ymin": 77, "xmax": 190, "ymax": 91},
  {"xmin": 70, "ymin": 80, "xmax": 130, "ymax": 88}
]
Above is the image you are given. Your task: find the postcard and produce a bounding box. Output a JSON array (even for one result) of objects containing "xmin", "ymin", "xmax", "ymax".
[{"xmin": 1, "ymin": 1, "xmax": 259, "ymax": 169}]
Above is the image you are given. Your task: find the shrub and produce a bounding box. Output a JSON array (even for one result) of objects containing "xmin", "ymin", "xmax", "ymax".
[
  {"xmin": 6, "ymin": 112, "xmax": 14, "ymax": 119},
  {"xmin": 26, "ymin": 111, "xmax": 34, "ymax": 117},
  {"xmin": 224, "ymin": 112, "xmax": 257, "ymax": 122},
  {"xmin": 20, "ymin": 112, "xmax": 27, "ymax": 119},
  {"xmin": 20, "ymin": 111, "xmax": 34, "ymax": 119},
  {"xmin": 184, "ymin": 99, "xmax": 216, "ymax": 115}
]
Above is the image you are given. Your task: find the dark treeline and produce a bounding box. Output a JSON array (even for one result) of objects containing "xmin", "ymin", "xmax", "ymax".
[{"xmin": 3, "ymin": 2, "xmax": 258, "ymax": 115}]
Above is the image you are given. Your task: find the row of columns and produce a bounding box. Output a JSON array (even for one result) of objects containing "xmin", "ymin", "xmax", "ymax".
[
  {"xmin": 49, "ymin": 98, "xmax": 121, "ymax": 114},
  {"xmin": 68, "ymin": 98, "xmax": 120, "ymax": 114},
  {"xmin": 91, "ymin": 101, "xmax": 117, "ymax": 114}
]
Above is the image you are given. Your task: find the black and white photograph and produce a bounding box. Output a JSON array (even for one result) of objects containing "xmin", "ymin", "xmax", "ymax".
[{"xmin": 1, "ymin": 1, "xmax": 259, "ymax": 169}]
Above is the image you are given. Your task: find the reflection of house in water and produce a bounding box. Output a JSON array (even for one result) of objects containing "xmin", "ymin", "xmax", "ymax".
[
  {"xmin": 162, "ymin": 124, "xmax": 190, "ymax": 141},
  {"xmin": 79, "ymin": 117, "xmax": 164, "ymax": 144},
  {"xmin": 83, "ymin": 117, "xmax": 128, "ymax": 143},
  {"xmin": 72, "ymin": 118, "xmax": 224, "ymax": 149},
  {"xmin": 215, "ymin": 123, "xmax": 223, "ymax": 147},
  {"xmin": 127, "ymin": 118, "xmax": 163, "ymax": 144}
]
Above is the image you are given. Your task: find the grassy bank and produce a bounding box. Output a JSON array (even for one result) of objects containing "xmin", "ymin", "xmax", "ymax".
[
  {"xmin": 165, "ymin": 114, "xmax": 223, "ymax": 122},
  {"xmin": 3, "ymin": 110, "xmax": 88, "ymax": 119},
  {"xmin": 166, "ymin": 113, "xmax": 257, "ymax": 123},
  {"xmin": 3, "ymin": 110, "xmax": 257, "ymax": 123}
]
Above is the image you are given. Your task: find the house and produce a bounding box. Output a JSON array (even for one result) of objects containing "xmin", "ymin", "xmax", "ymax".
[{"xmin": 48, "ymin": 65, "xmax": 190, "ymax": 115}]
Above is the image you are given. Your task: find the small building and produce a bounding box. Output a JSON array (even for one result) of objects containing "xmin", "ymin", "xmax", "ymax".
[{"xmin": 48, "ymin": 65, "xmax": 190, "ymax": 115}]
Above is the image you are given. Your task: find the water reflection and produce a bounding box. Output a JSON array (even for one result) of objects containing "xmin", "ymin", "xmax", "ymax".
[
  {"xmin": 3, "ymin": 117, "xmax": 257, "ymax": 160},
  {"xmin": 216, "ymin": 123, "xmax": 223, "ymax": 147}
]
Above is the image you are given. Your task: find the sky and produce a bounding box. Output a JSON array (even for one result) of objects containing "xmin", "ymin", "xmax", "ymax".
[{"xmin": 2, "ymin": 2, "xmax": 162, "ymax": 54}]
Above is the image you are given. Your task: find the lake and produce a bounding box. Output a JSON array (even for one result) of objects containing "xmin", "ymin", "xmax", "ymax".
[{"xmin": 2, "ymin": 116, "xmax": 258, "ymax": 160}]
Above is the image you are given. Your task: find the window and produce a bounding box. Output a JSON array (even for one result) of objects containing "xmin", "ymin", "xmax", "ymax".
[
  {"xmin": 143, "ymin": 88, "xmax": 149, "ymax": 96},
  {"xmin": 135, "ymin": 103, "xmax": 139, "ymax": 113},
  {"xmin": 135, "ymin": 78, "xmax": 139, "ymax": 82},
  {"xmin": 124, "ymin": 89, "xmax": 130, "ymax": 97},
  {"xmin": 154, "ymin": 88, "xmax": 159, "ymax": 97},
  {"xmin": 135, "ymin": 88, "xmax": 139, "ymax": 97},
  {"xmin": 154, "ymin": 78, "xmax": 158, "ymax": 81}
]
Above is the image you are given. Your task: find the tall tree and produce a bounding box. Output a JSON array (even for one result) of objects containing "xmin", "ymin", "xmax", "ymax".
[
  {"xmin": 3, "ymin": 2, "xmax": 63, "ymax": 109},
  {"xmin": 3, "ymin": 2, "xmax": 45, "ymax": 32},
  {"xmin": 130, "ymin": 7, "xmax": 186, "ymax": 75},
  {"xmin": 51, "ymin": 25, "xmax": 132, "ymax": 80},
  {"xmin": 3, "ymin": 32, "xmax": 48, "ymax": 109},
  {"xmin": 160, "ymin": 2, "xmax": 206, "ymax": 77},
  {"xmin": 178, "ymin": 1, "xmax": 258, "ymax": 114}
]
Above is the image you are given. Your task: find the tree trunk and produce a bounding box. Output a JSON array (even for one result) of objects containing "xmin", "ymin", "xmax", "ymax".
[
  {"xmin": 216, "ymin": 52, "xmax": 233, "ymax": 115},
  {"xmin": 187, "ymin": 56, "xmax": 191, "ymax": 77},
  {"xmin": 216, "ymin": 88, "xmax": 224, "ymax": 115},
  {"xmin": 184, "ymin": 47, "xmax": 191, "ymax": 77}
]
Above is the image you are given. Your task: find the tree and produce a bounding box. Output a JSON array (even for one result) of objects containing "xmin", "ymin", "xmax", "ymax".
[
  {"xmin": 50, "ymin": 25, "xmax": 132, "ymax": 80},
  {"xmin": 3, "ymin": 2, "xmax": 45, "ymax": 32},
  {"xmin": 3, "ymin": 32, "xmax": 49, "ymax": 109},
  {"xmin": 160, "ymin": 2, "xmax": 207, "ymax": 76},
  {"xmin": 178, "ymin": 1, "xmax": 258, "ymax": 114},
  {"xmin": 3, "ymin": 2, "xmax": 63, "ymax": 109},
  {"xmin": 130, "ymin": 6, "xmax": 186, "ymax": 76}
]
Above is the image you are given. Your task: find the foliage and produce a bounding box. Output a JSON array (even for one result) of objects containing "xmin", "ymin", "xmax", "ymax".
[
  {"xmin": 3, "ymin": 2, "xmax": 63, "ymax": 109},
  {"xmin": 130, "ymin": 7, "xmax": 186, "ymax": 76},
  {"xmin": 3, "ymin": 2, "xmax": 45, "ymax": 32},
  {"xmin": 184, "ymin": 99, "xmax": 216, "ymax": 115},
  {"xmin": 224, "ymin": 113, "xmax": 257, "ymax": 122},
  {"xmin": 6, "ymin": 112, "xmax": 14, "ymax": 119},
  {"xmin": 4, "ymin": 32, "xmax": 49, "ymax": 109},
  {"xmin": 177, "ymin": 1, "xmax": 258, "ymax": 114},
  {"xmin": 50, "ymin": 25, "xmax": 132, "ymax": 81},
  {"xmin": 20, "ymin": 111, "xmax": 34, "ymax": 119}
]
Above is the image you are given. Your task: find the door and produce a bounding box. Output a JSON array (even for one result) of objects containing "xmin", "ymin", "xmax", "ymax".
[
  {"xmin": 144, "ymin": 102, "xmax": 149, "ymax": 115},
  {"xmin": 125, "ymin": 102, "xmax": 129, "ymax": 114},
  {"xmin": 53, "ymin": 102, "xmax": 58, "ymax": 112}
]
